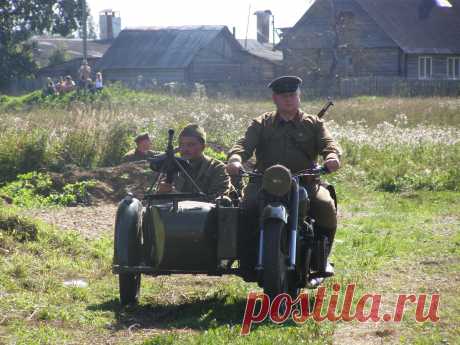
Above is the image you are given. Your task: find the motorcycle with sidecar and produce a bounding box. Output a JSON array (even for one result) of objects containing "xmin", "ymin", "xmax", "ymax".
[{"xmin": 112, "ymin": 129, "xmax": 336, "ymax": 305}]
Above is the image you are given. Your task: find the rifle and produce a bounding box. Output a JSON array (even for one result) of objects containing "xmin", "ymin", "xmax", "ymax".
[{"xmin": 317, "ymin": 100, "xmax": 334, "ymax": 118}]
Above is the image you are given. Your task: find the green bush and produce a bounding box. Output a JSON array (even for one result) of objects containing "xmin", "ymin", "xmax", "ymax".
[
  {"xmin": 0, "ymin": 128, "xmax": 50, "ymax": 184},
  {"xmin": 57, "ymin": 129, "xmax": 99, "ymax": 169},
  {"xmin": 0, "ymin": 172, "xmax": 96, "ymax": 207},
  {"xmin": 0, "ymin": 210, "xmax": 38, "ymax": 242},
  {"xmin": 99, "ymin": 121, "xmax": 136, "ymax": 166}
]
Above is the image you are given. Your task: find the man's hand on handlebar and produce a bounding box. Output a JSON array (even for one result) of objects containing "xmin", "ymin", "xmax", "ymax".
[{"xmin": 324, "ymin": 158, "xmax": 340, "ymax": 173}]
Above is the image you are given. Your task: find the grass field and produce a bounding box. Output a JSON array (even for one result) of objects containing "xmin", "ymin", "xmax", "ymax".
[{"xmin": 0, "ymin": 87, "xmax": 459, "ymax": 344}]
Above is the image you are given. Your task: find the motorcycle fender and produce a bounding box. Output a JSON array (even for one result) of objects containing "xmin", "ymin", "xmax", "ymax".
[
  {"xmin": 113, "ymin": 195, "xmax": 143, "ymax": 267},
  {"xmin": 262, "ymin": 203, "xmax": 288, "ymax": 224}
]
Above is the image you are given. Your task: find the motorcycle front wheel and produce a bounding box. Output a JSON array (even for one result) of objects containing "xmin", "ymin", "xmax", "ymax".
[{"xmin": 262, "ymin": 219, "xmax": 300, "ymax": 301}]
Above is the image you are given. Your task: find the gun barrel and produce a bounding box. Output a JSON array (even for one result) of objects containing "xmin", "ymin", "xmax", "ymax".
[{"xmin": 317, "ymin": 101, "xmax": 334, "ymax": 118}]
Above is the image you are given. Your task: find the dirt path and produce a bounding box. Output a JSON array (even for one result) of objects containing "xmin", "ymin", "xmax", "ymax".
[{"xmin": 24, "ymin": 204, "xmax": 117, "ymax": 239}]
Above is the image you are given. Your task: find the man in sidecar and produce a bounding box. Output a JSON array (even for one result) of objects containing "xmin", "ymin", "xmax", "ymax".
[
  {"xmin": 226, "ymin": 76, "xmax": 341, "ymax": 286},
  {"xmin": 157, "ymin": 123, "xmax": 233, "ymax": 202}
]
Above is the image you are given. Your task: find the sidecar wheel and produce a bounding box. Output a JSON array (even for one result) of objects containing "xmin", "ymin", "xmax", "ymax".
[
  {"xmin": 263, "ymin": 219, "xmax": 299, "ymax": 301},
  {"xmin": 119, "ymin": 273, "xmax": 141, "ymax": 306},
  {"xmin": 114, "ymin": 196, "xmax": 143, "ymax": 305}
]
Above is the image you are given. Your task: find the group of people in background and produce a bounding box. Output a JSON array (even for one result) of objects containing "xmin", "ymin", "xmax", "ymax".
[{"xmin": 43, "ymin": 60, "xmax": 103, "ymax": 96}]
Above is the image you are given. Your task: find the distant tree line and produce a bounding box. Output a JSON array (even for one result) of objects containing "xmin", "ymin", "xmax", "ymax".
[{"xmin": 0, "ymin": 0, "xmax": 87, "ymax": 90}]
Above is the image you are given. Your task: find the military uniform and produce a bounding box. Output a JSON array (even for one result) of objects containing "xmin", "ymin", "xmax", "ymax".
[
  {"xmin": 121, "ymin": 149, "xmax": 159, "ymax": 163},
  {"xmin": 230, "ymin": 111, "xmax": 340, "ymax": 173},
  {"xmin": 228, "ymin": 110, "xmax": 341, "ymax": 238},
  {"xmin": 174, "ymin": 154, "xmax": 232, "ymax": 202}
]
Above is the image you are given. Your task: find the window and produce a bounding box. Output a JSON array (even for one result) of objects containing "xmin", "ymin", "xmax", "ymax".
[
  {"xmin": 447, "ymin": 57, "xmax": 460, "ymax": 79},
  {"xmin": 418, "ymin": 56, "xmax": 432, "ymax": 80}
]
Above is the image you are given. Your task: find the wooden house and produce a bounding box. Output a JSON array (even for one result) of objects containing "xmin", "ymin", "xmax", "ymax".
[
  {"xmin": 276, "ymin": 0, "xmax": 460, "ymax": 82},
  {"xmin": 96, "ymin": 26, "xmax": 280, "ymax": 85}
]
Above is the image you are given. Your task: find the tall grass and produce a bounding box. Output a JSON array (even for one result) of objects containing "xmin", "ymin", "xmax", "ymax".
[{"xmin": 1, "ymin": 86, "xmax": 459, "ymax": 191}]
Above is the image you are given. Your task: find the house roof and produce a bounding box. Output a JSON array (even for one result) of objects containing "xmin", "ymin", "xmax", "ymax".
[
  {"xmin": 37, "ymin": 57, "xmax": 100, "ymax": 76},
  {"xmin": 354, "ymin": 0, "xmax": 460, "ymax": 54},
  {"xmin": 237, "ymin": 39, "xmax": 283, "ymax": 62},
  {"xmin": 97, "ymin": 26, "xmax": 231, "ymax": 70},
  {"xmin": 278, "ymin": 0, "xmax": 460, "ymax": 54},
  {"xmin": 32, "ymin": 37, "xmax": 111, "ymax": 66}
]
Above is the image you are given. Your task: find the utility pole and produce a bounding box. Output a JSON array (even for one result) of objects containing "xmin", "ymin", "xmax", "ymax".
[
  {"xmin": 82, "ymin": 0, "xmax": 88, "ymax": 61},
  {"xmin": 245, "ymin": 4, "xmax": 251, "ymax": 49}
]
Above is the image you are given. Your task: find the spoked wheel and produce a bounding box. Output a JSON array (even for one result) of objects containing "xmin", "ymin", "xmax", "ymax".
[{"xmin": 263, "ymin": 219, "xmax": 300, "ymax": 301}]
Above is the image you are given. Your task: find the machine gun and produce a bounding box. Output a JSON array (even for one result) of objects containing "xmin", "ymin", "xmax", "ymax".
[{"xmin": 147, "ymin": 129, "xmax": 205, "ymax": 199}]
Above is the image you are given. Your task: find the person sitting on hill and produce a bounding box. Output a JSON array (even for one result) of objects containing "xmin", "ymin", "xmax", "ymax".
[
  {"xmin": 94, "ymin": 72, "xmax": 104, "ymax": 92},
  {"xmin": 121, "ymin": 133, "xmax": 160, "ymax": 163},
  {"xmin": 55, "ymin": 76, "xmax": 64, "ymax": 94},
  {"xmin": 43, "ymin": 77, "xmax": 57, "ymax": 96},
  {"xmin": 61, "ymin": 75, "xmax": 76, "ymax": 93}
]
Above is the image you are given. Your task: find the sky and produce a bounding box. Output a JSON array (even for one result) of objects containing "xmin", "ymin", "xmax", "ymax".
[{"xmin": 87, "ymin": 0, "xmax": 314, "ymax": 42}]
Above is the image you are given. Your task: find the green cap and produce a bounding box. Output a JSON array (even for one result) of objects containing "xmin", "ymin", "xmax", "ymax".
[
  {"xmin": 179, "ymin": 124, "xmax": 206, "ymax": 144},
  {"xmin": 268, "ymin": 76, "xmax": 302, "ymax": 94},
  {"xmin": 134, "ymin": 132, "xmax": 151, "ymax": 143}
]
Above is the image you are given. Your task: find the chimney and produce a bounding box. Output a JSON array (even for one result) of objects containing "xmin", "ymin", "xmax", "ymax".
[
  {"xmin": 99, "ymin": 9, "xmax": 121, "ymax": 40},
  {"xmin": 107, "ymin": 12, "xmax": 113, "ymax": 40},
  {"xmin": 232, "ymin": 26, "xmax": 236, "ymax": 38},
  {"xmin": 254, "ymin": 10, "xmax": 272, "ymax": 44}
]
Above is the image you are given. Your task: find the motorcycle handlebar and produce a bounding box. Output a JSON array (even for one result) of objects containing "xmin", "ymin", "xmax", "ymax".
[{"xmin": 238, "ymin": 165, "xmax": 330, "ymax": 178}]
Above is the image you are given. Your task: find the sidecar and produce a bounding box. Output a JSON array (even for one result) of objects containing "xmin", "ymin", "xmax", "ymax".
[
  {"xmin": 112, "ymin": 192, "xmax": 256, "ymax": 305},
  {"xmin": 112, "ymin": 129, "xmax": 332, "ymax": 306}
]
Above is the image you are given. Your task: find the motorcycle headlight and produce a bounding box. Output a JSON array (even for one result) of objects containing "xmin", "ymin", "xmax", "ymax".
[{"xmin": 262, "ymin": 165, "xmax": 292, "ymax": 197}]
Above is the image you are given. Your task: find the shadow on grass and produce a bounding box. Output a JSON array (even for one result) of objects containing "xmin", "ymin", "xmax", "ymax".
[
  {"xmin": 88, "ymin": 292, "xmax": 250, "ymax": 331},
  {"xmin": 88, "ymin": 291, "xmax": 317, "ymax": 332}
]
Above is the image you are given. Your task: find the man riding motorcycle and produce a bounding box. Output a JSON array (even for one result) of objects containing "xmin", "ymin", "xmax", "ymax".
[{"xmin": 226, "ymin": 76, "xmax": 341, "ymax": 286}]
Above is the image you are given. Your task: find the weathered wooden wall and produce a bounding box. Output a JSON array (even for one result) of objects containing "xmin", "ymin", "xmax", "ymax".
[
  {"xmin": 406, "ymin": 54, "xmax": 460, "ymax": 80},
  {"xmin": 279, "ymin": 0, "xmax": 400, "ymax": 80},
  {"xmin": 189, "ymin": 32, "xmax": 276, "ymax": 83},
  {"xmin": 340, "ymin": 76, "xmax": 460, "ymax": 97},
  {"xmin": 103, "ymin": 68, "xmax": 186, "ymax": 83}
]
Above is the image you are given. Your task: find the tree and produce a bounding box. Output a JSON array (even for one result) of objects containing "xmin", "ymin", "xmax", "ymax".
[
  {"xmin": 0, "ymin": 0, "xmax": 86, "ymax": 90},
  {"xmin": 87, "ymin": 15, "xmax": 97, "ymax": 40},
  {"xmin": 48, "ymin": 44, "xmax": 70, "ymax": 66},
  {"xmin": 78, "ymin": 13, "xmax": 97, "ymax": 40}
]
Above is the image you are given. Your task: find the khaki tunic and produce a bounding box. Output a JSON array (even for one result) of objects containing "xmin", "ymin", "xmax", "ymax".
[
  {"xmin": 229, "ymin": 111, "xmax": 341, "ymax": 173},
  {"xmin": 121, "ymin": 149, "xmax": 159, "ymax": 163},
  {"xmin": 174, "ymin": 154, "xmax": 232, "ymax": 202},
  {"xmin": 229, "ymin": 111, "xmax": 341, "ymax": 232}
]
